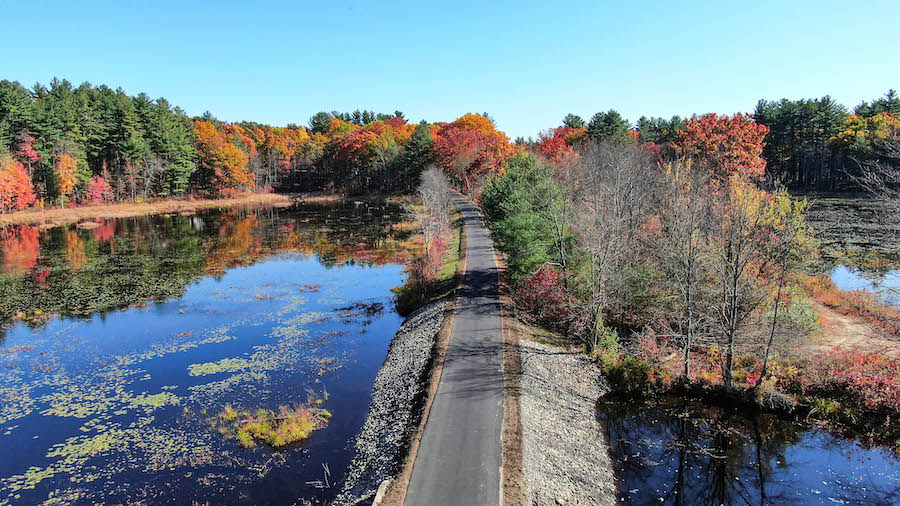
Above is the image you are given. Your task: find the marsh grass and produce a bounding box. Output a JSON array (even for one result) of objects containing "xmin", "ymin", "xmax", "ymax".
[{"xmin": 213, "ymin": 400, "xmax": 332, "ymax": 449}]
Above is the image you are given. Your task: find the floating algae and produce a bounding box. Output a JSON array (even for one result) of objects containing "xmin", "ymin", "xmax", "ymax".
[{"xmin": 188, "ymin": 358, "xmax": 252, "ymax": 377}]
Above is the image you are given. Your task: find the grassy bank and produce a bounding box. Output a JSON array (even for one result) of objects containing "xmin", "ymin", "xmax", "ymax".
[
  {"xmin": 394, "ymin": 211, "xmax": 464, "ymax": 315},
  {"xmin": 0, "ymin": 193, "xmax": 303, "ymax": 228}
]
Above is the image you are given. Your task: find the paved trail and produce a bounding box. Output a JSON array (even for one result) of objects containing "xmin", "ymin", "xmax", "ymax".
[{"xmin": 404, "ymin": 197, "xmax": 503, "ymax": 506}]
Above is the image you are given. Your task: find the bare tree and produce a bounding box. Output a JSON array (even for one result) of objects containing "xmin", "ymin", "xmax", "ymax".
[
  {"xmin": 569, "ymin": 141, "xmax": 659, "ymax": 349},
  {"xmin": 417, "ymin": 167, "xmax": 452, "ymax": 260},
  {"xmin": 657, "ymin": 159, "xmax": 715, "ymax": 378},
  {"xmin": 858, "ymin": 134, "xmax": 900, "ymax": 216}
]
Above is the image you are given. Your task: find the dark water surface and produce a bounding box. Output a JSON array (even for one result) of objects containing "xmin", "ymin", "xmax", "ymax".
[
  {"xmin": 599, "ymin": 396, "xmax": 900, "ymax": 505},
  {"xmin": 0, "ymin": 200, "xmax": 418, "ymax": 505}
]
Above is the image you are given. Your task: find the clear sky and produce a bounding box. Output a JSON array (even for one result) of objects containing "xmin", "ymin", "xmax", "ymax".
[{"xmin": 2, "ymin": 0, "xmax": 898, "ymax": 139}]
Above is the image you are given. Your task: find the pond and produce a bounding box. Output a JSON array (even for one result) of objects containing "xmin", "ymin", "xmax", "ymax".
[
  {"xmin": 830, "ymin": 265, "xmax": 900, "ymax": 306},
  {"xmin": 598, "ymin": 396, "xmax": 900, "ymax": 505},
  {"xmin": 0, "ymin": 200, "xmax": 420, "ymax": 505}
]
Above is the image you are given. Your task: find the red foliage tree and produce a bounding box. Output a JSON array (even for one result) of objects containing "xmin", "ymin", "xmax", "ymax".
[
  {"xmin": 432, "ymin": 114, "xmax": 514, "ymax": 194},
  {"xmin": 676, "ymin": 113, "xmax": 769, "ymax": 182},
  {"xmin": 537, "ymin": 126, "xmax": 586, "ymax": 164},
  {"xmin": 13, "ymin": 133, "xmax": 40, "ymax": 174},
  {"xmin": 85, "ymin": 175, "xmax": 114, "ymax": 204},
  {"xmin": 0, "ymin": 154, "xmax": 37, "ymax": 212}
]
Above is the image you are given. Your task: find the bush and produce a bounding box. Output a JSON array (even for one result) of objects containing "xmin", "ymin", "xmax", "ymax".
[
  {"xmin": 513, "ymin": 265, "xmax": 569, "ymax": 329},
  {"xmin": 779, "ymin": 348, "xmax": 900, "ymax": 414},
  {"xmin": 603, "ymin": 356, "xmax": 655, "ymax": 397}
]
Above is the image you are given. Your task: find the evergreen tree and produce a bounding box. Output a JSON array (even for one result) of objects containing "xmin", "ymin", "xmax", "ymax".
[
  {"xmin": 309, "ymin": 112, "xmax": 332, "ymax": 134},
  {"xmin": 587, "ymin": 109, "xmax": 631, "ymax": 144},
  {"xmin": 562, "ymin": 113, "xmax": 585, "ymax": 129}
]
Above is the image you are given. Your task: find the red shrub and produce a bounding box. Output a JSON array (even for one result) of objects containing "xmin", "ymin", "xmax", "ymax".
[
  {"xmin": 780, "ymin": 347, "xmax": 900, "ymax": 413},
  {"xmin": 513, "ymin": 265, "xmax": 569, "ymax": 328}
]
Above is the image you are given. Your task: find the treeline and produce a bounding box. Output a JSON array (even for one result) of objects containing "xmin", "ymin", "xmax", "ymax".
[
  {"xmin": 2, "ymin": 78, "xmax": 898, "ymax": 214},
  {"xmin": 539, "ymin": 90, "xmax": 899, "ymax": 190},
  {"xmin": 0, "ymin": 78, "xmax": 519, "ymax": 212}
]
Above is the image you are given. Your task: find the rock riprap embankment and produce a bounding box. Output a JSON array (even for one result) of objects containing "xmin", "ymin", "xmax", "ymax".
[{"xmin": 332, "ymin": 300, "xmax": 447, "ymax": 505}]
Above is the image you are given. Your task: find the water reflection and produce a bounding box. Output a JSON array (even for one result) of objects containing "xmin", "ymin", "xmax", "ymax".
[
  {"xmin": 599, "ymin": 396, "xmax": 900, "ymax": 505},
  {"xmin": 0, "ymin": 200, "xmax": 419, "ymax": 330},
  {"xmin": 0, "ymin": 200, "xmax": 420, "ymax": 504},
  {"xmin": 830, "ymin": 265, "xmax": 900, "ymax": 306}
]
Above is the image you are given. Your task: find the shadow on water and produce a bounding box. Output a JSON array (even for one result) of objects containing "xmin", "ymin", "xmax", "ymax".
[{"xmin": 598, "ymin": 395, "xmax": 900, "ymax": 505}]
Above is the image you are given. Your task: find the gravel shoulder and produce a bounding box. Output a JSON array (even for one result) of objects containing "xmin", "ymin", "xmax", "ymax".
[
  {"xmin": 518, "ymin": 338, "xmax": 617, "ymax": 505},
  {"xmin": 332, "ymin": 300, "xmax": 447, "ymax": 505}
]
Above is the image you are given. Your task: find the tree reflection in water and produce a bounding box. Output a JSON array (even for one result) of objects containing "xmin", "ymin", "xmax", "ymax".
[
  {"xmin": 599, "ymin": 396, "xmax": 900, "ymax": 505},
  {"xmin": 0, "ymin": 199, "xmax": 420, "ymax": 336}
]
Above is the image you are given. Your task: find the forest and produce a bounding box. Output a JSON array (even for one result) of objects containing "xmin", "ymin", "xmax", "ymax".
[{"xmin": 2, "ymin": 78, "xmax": 898, "ymax": 214}]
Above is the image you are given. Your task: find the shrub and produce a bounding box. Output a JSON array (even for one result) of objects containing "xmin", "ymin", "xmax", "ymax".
[
  {"xmin": 213, "ymin": 403, "xmax": 331, "ymax": 449},
  {"xmin": 603, "ymin": 356, "xmax": 655, "ymax": 397},
  {"xmin": 779, "ymin": 348, "xmax": 900, "ymax": 414},
  {"xmin": 513, "ymin": 265, "xmax": 569, "ymax": 329}
]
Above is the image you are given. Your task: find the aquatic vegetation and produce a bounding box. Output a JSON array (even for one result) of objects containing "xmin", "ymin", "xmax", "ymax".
[
  {"xmin": 0, "ymin": 202, "xmax": 409, "ymax": 504},
  {"xmin": 188, "ymin": 358, "xmax": 251, "ymax": 377},
  {"xmin": 213, "ymin": 402, "xmax": 332, "ymax": 449}
]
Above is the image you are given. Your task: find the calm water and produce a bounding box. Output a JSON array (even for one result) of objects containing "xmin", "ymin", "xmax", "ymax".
[
  {"xmin": 599, "ymin": 397, "xmax": 900, "ymax": 505},
  {"xmin": 830, "ymin": 265, "xmax": 900, "ymax": 306},
  {"xmin": 0, "ymin": 200, "xmax": 418, "ymax": 505}
]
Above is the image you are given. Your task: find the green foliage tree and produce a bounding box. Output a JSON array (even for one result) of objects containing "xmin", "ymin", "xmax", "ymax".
[
  {"xmin": 562, "ymin": 113, "xmax": 585, "ymax": 129},
  {"xmin": 587, "ymin": 110, "xmax": 631, "ymax": 144},
  {"xmin": 482, "ymin": 152, "xmax": 573, "ymax": 280},
  {"xmin": 855, "ymin": 89, "xmax": 900, "ymax": 117},
  {"xmin": 309, "ymin": 112, "xmax": 332, "ymax": 134},
  {"xmin": 754, "ymin": 96, "xmax": 847, "ymax": 188}
]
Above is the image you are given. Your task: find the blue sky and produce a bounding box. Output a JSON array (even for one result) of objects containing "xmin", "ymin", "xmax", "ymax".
[{"xmin": 2, "ymin": 0, "xmax": 898, "ymax": 139}]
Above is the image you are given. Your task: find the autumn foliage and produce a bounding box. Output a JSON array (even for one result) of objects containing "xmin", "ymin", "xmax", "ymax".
[
  {"xmin": 85, "ymin": 176, "xmax": 114, "ymax": 204},
  {"xmin": 537, "ymin": 126, "xmax": 586, "ymax": 164},
  {"xmin": 0, "ymin": 154, "xmax": 36, "ymax": 211},
  {"xmin": 676, "ymin": 113, "xmax": 769, "ymax": 182},
  {"xmin": 432, "ymin": 113, "xmax": 515, "ymax": 194},
  {"xmin": 193, "ymin": 120, "xmax": 255, "ymax": 194},
  {"xmin": 55, "ymin": 153, "xmax": 79, "ymax": 202}
]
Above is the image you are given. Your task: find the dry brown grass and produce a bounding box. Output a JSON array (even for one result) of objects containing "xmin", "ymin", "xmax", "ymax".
[{"xmin": 0, "ymin": 193, "xmax": 296, "ymax": 227}]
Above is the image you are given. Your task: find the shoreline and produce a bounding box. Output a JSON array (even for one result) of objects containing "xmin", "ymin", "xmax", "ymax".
[
  {"xmin": 333, "ymin": 201, "xmax": 468, "ymax": 506},
  {"xmin": 331, "ymin": 300, "xmax": 450, "ymax": 505},
  {"xmin": 0, "ymin": 193, "xmax": 346, "ymax": 228}
]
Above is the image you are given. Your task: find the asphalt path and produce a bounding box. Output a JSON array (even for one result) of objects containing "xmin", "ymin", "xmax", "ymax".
[{"xmin": 404, "ymin": 196, "xmax": 504, "ymax": 506}]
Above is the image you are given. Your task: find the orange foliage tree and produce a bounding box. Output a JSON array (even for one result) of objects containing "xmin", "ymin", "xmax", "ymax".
[
  {"xmin": 676, "ymin": 113, "xmax": 769, "ymax": 182},
  {"xmin": 193, "ymin": 120, "xmax": 254, "ymax": 195},
  {"xmin": 0, "ymin": 153, "xmax": 37, "ymax": 212},
  {"xmin": 55, "ymin": 153, "xmax": 79, "ymax": 203}
]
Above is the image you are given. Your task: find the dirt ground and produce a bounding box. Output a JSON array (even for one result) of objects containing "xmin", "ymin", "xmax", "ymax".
[{"xmin": 811, "ymin": 301, "xmax": 900, "ymax": 358}]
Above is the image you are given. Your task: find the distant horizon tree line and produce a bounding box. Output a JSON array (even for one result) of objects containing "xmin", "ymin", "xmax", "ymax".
[{"xmin": 1, "ymin": 77, "xmax": 898, "ymax": 213}]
